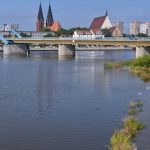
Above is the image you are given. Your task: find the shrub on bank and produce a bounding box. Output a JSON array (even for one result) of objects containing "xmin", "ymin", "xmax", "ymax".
[{"xmin": 131, "ymin": 55, "xmax": 150, "ymax": 67}]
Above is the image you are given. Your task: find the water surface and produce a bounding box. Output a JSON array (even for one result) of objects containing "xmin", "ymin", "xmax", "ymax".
[{"xmin": 0, "ymin": 50, "xmax": 149, "ymax": 150}]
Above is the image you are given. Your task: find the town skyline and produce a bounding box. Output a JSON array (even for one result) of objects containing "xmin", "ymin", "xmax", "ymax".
[{"xmin": 0, "ymin": 0, "xmax": 150, "ymax": 32}]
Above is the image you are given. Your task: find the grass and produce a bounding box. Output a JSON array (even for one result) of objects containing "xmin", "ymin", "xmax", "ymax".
[
  {"xmin": 132, "ymin": 55, "xmax": 150, "ymax": 67},
  {"xmin": 110, "ymin": 100, "xmax": 145, "ymax": 150},
  {"xmin": 136, "ymin": 99, "xmax": 143, "ymax": 107},
  {"xmin": 130, "ymin": 67, "xmax": 150, "ymax": 82},
  {"xmin": 105, "ymin": 55, "xmax": 150, "ymax": 81},
  {"xmin": 129, "ymin": 101, "xmax": 138, "ymax": 108},
  {"xmin": 128, "ymin": 108, "xmax": 137, "ymax": 115},
  {"xmin": 128, "ymin": 100, "xmax": 143, "ymax": 116},
  {"xmin": 105, "ymin": 60, "xmax": 133, "ymax": 69},
  {"xmin": 110, "ymin": 130, "xmax": 133, "ymax": 150},
  {"xmin": 123, "ymin": 117, "xmax": 145, "ymax": 137}
]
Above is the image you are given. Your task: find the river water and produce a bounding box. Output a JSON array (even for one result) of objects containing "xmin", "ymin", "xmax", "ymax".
[{"xmin": 0, "ymin": 50, "xmax": 149, "ymax": 150}]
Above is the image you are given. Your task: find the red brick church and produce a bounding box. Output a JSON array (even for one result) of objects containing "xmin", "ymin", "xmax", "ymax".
[{"xmin": 36, "ymin": 3, "xmax": 61, "ymax": 32}]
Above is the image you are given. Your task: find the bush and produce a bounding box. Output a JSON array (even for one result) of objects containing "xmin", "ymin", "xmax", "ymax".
[{"xmin": 132, "ymin": 55, "xmax": 150, "ymax": 67}]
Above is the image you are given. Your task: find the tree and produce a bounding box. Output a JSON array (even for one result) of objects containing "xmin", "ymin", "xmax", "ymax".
[
  {"xmin": 20, "ymin": 32, "xmax": 31, "ymax": 37},
  {"xmin": 137, "ymin": 33, "xmax": 148, "ymax": 37},
  {"xmin": 42, "ymin": 26, "xmax": 89, "ymax": 37},
  {"xmin": 101, "ymin": 28, "xmax": 112, "ymax": 37},
  {"xmin": 55, "ymin": 27, "xmax": 89, "ymax": 36},
  {"xmin": 43, "ymin": 33, "xmax": 54, "ymax": 37},
  {"xmin": 41, "ymin": 28, "xmax": 52, "ymax": 32},
  {"xmin": 67, "ymin": 27, "xmax": 88, "ymax": 35}
]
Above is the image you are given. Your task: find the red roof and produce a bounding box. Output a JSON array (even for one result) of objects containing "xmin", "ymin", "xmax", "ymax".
[
  {"xmin": 48, "ymin": 21, "xmax": 61, "ymax": 32},
  {"xmin": 91, "ymin": 29, "xmax": 102, "ymax": 35},
  {"xmin": 90, "ymin": 16, "xmax": 106, "ymax": 30}
]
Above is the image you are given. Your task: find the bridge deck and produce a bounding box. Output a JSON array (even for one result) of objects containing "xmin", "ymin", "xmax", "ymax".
[{"xmin": 1, "ymin": 37, "xmax": 150, "ymax": 47}]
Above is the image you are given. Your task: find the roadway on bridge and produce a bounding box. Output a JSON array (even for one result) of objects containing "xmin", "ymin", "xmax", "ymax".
[{"xmin": 1, "ymin": 37, "xmax": 150, "ymax": 47}]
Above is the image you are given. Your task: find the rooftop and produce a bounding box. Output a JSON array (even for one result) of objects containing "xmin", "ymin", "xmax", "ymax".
[{"xmin": 90, "ymin": 16, "xmax": 107, "ymax": 30}]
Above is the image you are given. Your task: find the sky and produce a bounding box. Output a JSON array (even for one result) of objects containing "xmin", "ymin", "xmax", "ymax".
[{"xmin": 0, "ymin": 0, "xmax": 150, "ymax": 33}]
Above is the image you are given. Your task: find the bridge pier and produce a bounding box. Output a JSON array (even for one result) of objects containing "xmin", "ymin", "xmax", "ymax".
[
  {"xmin": 3, "ymin": 44, "xmax": 30, "ymax": 55},
  {"xmin": 136, "ymin": 46, "xmax": 150, "ymax": 58},
  {"xmin": 58, "ymin": 45, "xmax": 75, "ymax": 59}
]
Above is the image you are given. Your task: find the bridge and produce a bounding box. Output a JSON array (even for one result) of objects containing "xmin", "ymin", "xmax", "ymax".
[
  {"xmin": 3, "ymin": 37, "xmax": 150, "ymax": 46},
  {"xmin": 0, "ymin": 35, "xmax": 150, "ymax": 57}
]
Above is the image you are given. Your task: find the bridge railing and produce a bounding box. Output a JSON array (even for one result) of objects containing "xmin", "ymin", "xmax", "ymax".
[{"xmin": 7, "ymin": 37, "xmax": 150, "ymax": 41}]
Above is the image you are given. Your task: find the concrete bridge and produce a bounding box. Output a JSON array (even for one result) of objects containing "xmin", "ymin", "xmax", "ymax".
[{"xmin": 1, "ymin": 36, "xmax": 150, "ymax": 57}]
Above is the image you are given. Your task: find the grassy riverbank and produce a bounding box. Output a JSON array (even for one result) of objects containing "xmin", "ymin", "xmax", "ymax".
[
  {"xmin": 110, "ymin": 100, "xmax": 145, "ymax": 150},
  {"xmin": 105, "ymin": 55, "xmax": 150, "ymax": 82}
]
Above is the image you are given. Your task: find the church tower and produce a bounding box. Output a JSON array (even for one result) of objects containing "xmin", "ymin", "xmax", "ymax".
[
  {"xmin": 36, "ymin": 3, "xmax": 44, "ymax": 32},
  {"xmin": 46, "ymin": 3, "xmax": 54, "ymax": 27},
  {"xmin": 105, "ymin": 10, "xmax": 108, "ymax": 16}
]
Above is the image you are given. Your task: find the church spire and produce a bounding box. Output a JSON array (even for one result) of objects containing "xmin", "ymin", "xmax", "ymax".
[
  {"xmin": 37, "ymin": 3, "xmax": 44, "ymax": 22},
  {"xmin": 105, "ymin": 9, "xmax": 108, "ymax": 16},
  {"xmin": 46, "ymin": 2, "xmax": 54, "ymax": 26},
  {"xmin": 36, "ymin": 3, "xmax": 44, "ymax": 32}
]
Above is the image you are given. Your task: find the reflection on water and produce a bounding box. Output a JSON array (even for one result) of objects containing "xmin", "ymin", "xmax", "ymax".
[{"xmin": 0, "ymin": 50, "xmax": 149, "ymax": 150}]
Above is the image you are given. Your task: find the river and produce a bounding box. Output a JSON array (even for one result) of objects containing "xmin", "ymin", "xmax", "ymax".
[{"xmin": 0, "ymin": 50, "xmax": 149, "ymax": 150}]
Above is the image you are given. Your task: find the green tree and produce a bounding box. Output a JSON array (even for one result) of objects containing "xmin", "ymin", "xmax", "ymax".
[
  {"xmin": 41, "ymin": 28, "xmax": 52, "ymax": 32},
  {"xmin": 67, "ymin": 27, "xmax": 88, "ymax": 35},
  {"xmin": 20, "ymin": 32, "xmax": 31, "ymax": 37},
  {"xmin": 55, "ymin": 27, "xmax": 89, "ymax": 36},
  {"xmin": 43, "ymin": 33, "xmax": 54, "ymax": 37},
  {"xmin": 101, "ymin": 28, "xmax": 112, "ymax": 37},
  {"xmin": 137, "ymin": 33, "xmax": 148, "ymax": 37}
]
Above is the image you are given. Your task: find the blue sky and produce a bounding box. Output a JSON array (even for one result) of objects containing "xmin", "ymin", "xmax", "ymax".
[{"xmin": 0, "ymin": 0, "xmax": 150, "ymax": 32}]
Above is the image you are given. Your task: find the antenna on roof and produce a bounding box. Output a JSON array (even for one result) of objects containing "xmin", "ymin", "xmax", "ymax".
[{"xmin": 105, "ymin": 9, "xmax": 108, "ymax": 16}]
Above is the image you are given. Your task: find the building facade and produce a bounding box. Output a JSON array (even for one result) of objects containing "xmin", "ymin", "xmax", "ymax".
[
  {"xmin": 140, "ymin": 22, "xmax": 150, "ymax": 36},
  {"xmin": 130, "ymin": 21, "xmax": 141, "ymax": 35},
  {"xmin": 112, "ymin": 22, "xmax": 124, "ymax": 36},
  {"xmin": 0, "ymin": 24, "xmax": 19, "ymax": 31},
  {"xmin": 0, "ymin": 31, "xmax": 53, "ymax": 38},
  {"xmin": 73, "ymin": 30, "xmax": 104, "ymax": 39}
]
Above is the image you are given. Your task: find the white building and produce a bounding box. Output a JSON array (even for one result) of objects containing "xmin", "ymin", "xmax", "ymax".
[
  {"xmin": 91, "ymin": 30, "xmax": 104, "ymax": 39},
  {"xmin": 73, "ymin": 30, "xmax": 93, "ymax": 39},
  {"xmin": 130, "ymin": 21, "xmax": 141, "ymax": 35},
  {"xmin": 140, "ymin": 22, "xmax": 150, "ymax": 36},
  {"xmin": 0, "ymin": 31, "xmax": 53, "ymax": 38},
  {"xmin": 73, "ymin": 30, "xmax": 104, "ymax": 39},
  {"xmin": 0, "ymin": 24, "xmax": 19, "ymax": 31}
]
